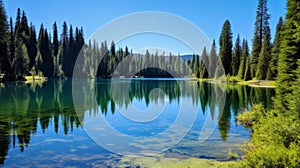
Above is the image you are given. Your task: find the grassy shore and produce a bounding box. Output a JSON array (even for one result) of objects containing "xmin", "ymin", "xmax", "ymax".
[
  {"xmin": 25, "ymin": 76, "xmax": 47, "ymax": 83},
  {"xmin": 237, "ymin": 80, "xmax": 276, "ymax": 88},
  {"xmin": 194, "ymin": 77, "xmax": 276, "ymax": 88}
]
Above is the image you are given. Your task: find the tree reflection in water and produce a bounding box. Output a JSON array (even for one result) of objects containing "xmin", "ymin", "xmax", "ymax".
[{"xmin": 0, "ymin": 79, "xmax": 275, "ymax": 164}]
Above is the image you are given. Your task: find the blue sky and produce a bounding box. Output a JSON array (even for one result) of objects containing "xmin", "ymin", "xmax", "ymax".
[{"xmin": 3, "ymin": 0, "xmax": 286, "ymax": 54}]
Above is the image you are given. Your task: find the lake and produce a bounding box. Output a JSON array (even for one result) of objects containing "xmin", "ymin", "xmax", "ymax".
[{"xmin": 0, "ymin": 79, "xmax": 275, "ymax": 167}]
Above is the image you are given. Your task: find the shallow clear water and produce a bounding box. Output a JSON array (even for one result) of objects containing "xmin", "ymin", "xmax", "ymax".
[{"xmin": 0, "ymin": 79, "xmax": 275, "ymax": 167}]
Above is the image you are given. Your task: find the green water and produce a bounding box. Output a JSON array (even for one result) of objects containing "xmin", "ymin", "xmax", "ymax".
[{"xmin": 0, "ymin": 79, "xmax": 274, "ymax": 167}]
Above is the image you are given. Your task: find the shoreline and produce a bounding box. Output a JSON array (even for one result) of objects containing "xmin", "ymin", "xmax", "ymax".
[
  {"xmin": 237, "ymin": 80, "xmax": 276, "ymax": 88},
  {"xmin": 0, "ymin": 75, "xmax": 47, "ymax": 83},
  {"xmin": 1, "ymin": 76, "xmax": 276, "ymax": 88},
  {"xmin": 194, "ymin": 78, "xmax": 276, "ymax": 88}
]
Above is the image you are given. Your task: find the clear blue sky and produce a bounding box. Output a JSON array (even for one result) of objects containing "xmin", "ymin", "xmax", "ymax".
[{"xmin": 3, "ymin": 0, "xmax": 286, "ymax": 54}]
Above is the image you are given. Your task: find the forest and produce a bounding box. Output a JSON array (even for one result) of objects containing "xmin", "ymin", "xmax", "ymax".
[{"xmin": 0, "ymin": 0, "xmax": 285, "ymax": 81}]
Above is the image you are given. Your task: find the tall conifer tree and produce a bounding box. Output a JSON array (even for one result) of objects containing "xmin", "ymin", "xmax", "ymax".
[
  {"xmin": 219, "ymin": 20, "xmax": 233, "ymax": 75},
  {"xmin": 251, "ymin": 0, "xmax": 270, "ymax": 78}
]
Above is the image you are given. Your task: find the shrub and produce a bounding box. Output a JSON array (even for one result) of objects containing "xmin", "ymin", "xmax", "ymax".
[
  {"xmin": 238, "ymin": 104, "xmax": 266, "ymax": 128},
  {"xmin": 226, "ymin": 75, "xmax": 242, "ymax": 83},
  {"xmin": 240, "ymin": 109, "xmax": 300, "ymax": 167}
]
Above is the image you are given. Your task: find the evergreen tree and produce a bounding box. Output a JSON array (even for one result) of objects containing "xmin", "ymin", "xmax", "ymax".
[
  {"xmin": 215, "ymin": 57, "xmax": 225, "ymax": 78},
  {"xmin": 38, "ymin": 25, "xmax": 53, "ymax": 77},
  {"xmin": 269, "ymin": 17, "xmax": 284, "ymax": 80},
  {"xmin": 200, "ymin": 47, "xmax": 209, "ymax": 78},
  {"xmin": 61, "ymin": 22, "xmax": 69, "ymax": 76},
  {"xmin": 244, "ymin": 60, "xmax": 251, "ymax": 81},
  {"xmin": 191, "ymin": 54, "xmax": 195, "ymax": 71},
  {"xmin": 0, "ymin": 0, "xmax": 9, "ymax": 75},
  {"xmin": 69, "ymin": 25, "xmax": 74, "ymax": 49},
  {"xmin": 53, "ymin": 22, "xmax": 59, "ymax": 58},
  {"xmin": 194, "ymin": 54, "xmax": 200, "ymax": 78},
  {"xmin": 61, "ymin": 22, "xmax": 68, "ymax": 47},
  {"xmin": 8, "ymin": 17, "xmax": 14, "ymax": 75},
  {"xmin": 238, "ymin": 39, "xmax": 249, "ymax": 80},
  {"xmin": 14, "ymin": 8, "xmax": 21, "ymax": 35},
  {"xmin": 244, "ymin": 50, "xmax": 252, "ymax": 81},
  {"xmin": 35, "ymin": 50, "xmax": 43, "ymax": 76},
  {"xmin": 256, "ymin": 26, "xmax": 272, "ymax": 80},
  {"xmin": 20, "ymin": 10, "xmax": 29, "ymax": 36},
  {"xmin": 110, "ymin": 41, "xmax": 116, "ymax": 74},
  {"xmin": 208, "ymin": 40, "xmax": 218, "ymax": 78},
  {"xmin": 276, "ymin": 0, "xmax": 300, "ymax": 111},
  {"xmin": 251, "ymin": 0, "xmax": 270, "ymax": 78},
  {"xmin": 289, "ymin": 60, "xmax": 300, "ymax": 117},
  {"xmin": 12, "ymin": 39, "xmax": 29, "ymax": 77},
  {"xmin": 219, "ymin": 20, "xmax": 233, "ymax": 75},
  {"xmin": 28, "ymin": 24, "xmax": 37, "ymax": 70},
  {"xmin": 232, "ymin": 35, "xmax": 242, "ymax": 76}
]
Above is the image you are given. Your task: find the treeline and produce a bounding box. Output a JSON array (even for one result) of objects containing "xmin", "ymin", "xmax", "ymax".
[
  {"xmin": 0, "ymin": 3, "xmax": 85, "ymax": 80},
  {"xmin": 190, "ymin": 0, "xmax": 283, "ymax": 81},
  {"xmin": 0, "ymin": 2, "xmax": 192, "ymax": 80},
  {"xmin": 0, "ymin": 0, "xmax": 286, "ymax": 81},
  {"xmin": 81, "ymin": 42, "xmax": 191, "ymax": 78}
]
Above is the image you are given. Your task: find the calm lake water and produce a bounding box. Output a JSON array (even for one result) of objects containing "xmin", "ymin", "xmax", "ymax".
[{"xmin": 0, "ymin": 79, "xmax": 275, "ymax": 167}]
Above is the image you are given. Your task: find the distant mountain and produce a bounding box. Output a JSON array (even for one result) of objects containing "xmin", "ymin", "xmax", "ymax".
[
  {"xmin": 180, "ymin": 54, "xmax": 194, "ymax": 61},
  {"xmin": 131, "ymin": 53, "xmax": 195, "ymax": 62}
]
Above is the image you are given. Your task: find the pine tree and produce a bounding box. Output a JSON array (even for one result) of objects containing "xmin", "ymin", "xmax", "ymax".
[
  {"xmin": 209, "ymin": 40, "xmax": 218, "ymax": 78},
  {"xmin": 200, "ymin": 47, "xmax": 209, "ymax": 78},
  {"xmin": 219, "ymin": 20, "xmax": 233, "ymax": 75},
  {"xmin": 215, "ymin": 57, "xmax": 225, "ymax": 78},
  {"xmin": 69, "ymin": 25, "xmax": 74, "ymax": 49},
  {"xmin": 276, "ymin": 0, "xmax": 300, "ymax": 111},
  {"xmin": 8, "ymin": 17, "xmax": 14, "ymax": 75},
  {"xmin": 251, "ymin": 0, "xmax": 270, "ymax": 78},
  {"xmin": 232, "ymin": 35, "xmax": 242, "ymax": 76},
  {"xmin": 256, "ymin": 26, "xmax": 272, "ymax": 80},
  {"xmin": 20, "ymin": 10, "xmax": 29, "ymax": 36},
  {"xmin": 61, "ymin": 22, "xmax": 69, "ymax": 76},
  {"xmin": 38, "ymin": 25, "xmax": 53, "ymax": 77},
  {"xmin": 110, "ymin": 41, "xmax": 116, "ymax": 75},
  {"xmin": 12, "ymin": 39, "xmax": 29, "ymax": 77},
  {"xmin": 244, "ymin": 52, "xmax": 252, "ymax": 81},
  {"xmin": 14, "ymin": 8, "xmax": 21, "ymax": 35},
  {"xmin": 194, "ymin": 54, "xmax": 200, "ymax": 78},
  {"xmin": 35, "ymin": 50, "xmax": 43, "ymax": 76},
  {"xmin": 53, "ymin": 22, "xmax": 59, "ymax": 58},
  {"xmin": 52, "ymin": 22, "xmax": 60, "ymax": 77},
  {"xmin": 289, "ymin": 60, "xmax": 300, "ymax": 117},
  {"xmin": 269, "ymin": 17, "xmax": 284, "ymax": 80},
  {"xmin": 238, "ymin": 39, "xmax": 249, "ymax": 80},
  {"xmin": 0, "ymin": 0, "xmax": 9, "ymax": 75},
  {"xmin": 61, "ymin": 22, "xmax": 68, "ymax": 47},
  {"xmin": 28, "ymin": 24, "xmax": 37, "ymax": 71}
]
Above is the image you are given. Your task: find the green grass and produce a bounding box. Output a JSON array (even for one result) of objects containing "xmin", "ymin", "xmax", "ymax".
[
  {"xmin": 237, "ymin": 80, "xmax": 276, "ymax": 88},
  {"xmin": 25, "ymin": 75, "xmax": 47, "ymax": 83},
  {"xmin": 194, "ymin": 76, "xmax": 276, "ymax": 88}
]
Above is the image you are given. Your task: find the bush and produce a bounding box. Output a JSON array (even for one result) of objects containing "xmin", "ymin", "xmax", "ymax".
[
  {"xmin": 226, "ymin": 75, "xmax": 242, "ymax": 83},
  {"xmin": 228, "ymin": 150, "xmax": 238, "ymax": 159},
  {"xmin": 240, "ymin": 109, "xmax": 300, "ymax": 167},
  {"xmin": 238, "ymin": 104, "xmax": 266, "ymax": 128}
]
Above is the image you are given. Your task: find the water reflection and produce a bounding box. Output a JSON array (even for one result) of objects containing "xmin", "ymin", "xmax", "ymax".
[{"xmin": 0, "ymin": 79, "xmax": 275, "ymax": 165}]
